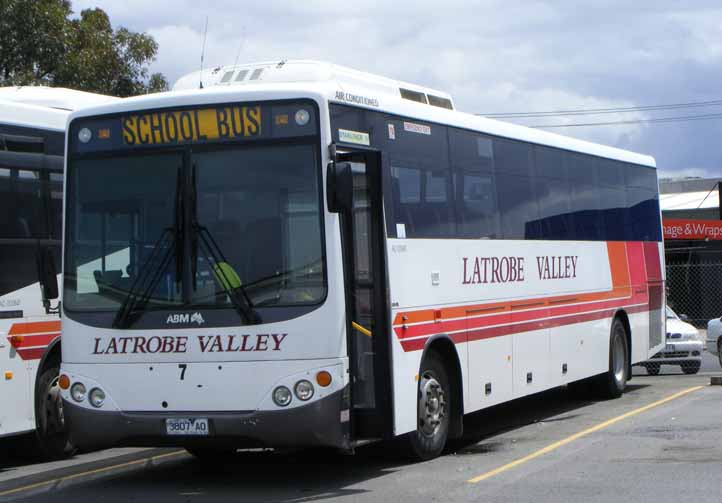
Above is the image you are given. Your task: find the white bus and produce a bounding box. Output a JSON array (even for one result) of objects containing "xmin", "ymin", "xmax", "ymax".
[
  {"xmin": 57, "ymin": 61, "xmax": 664, "ymax": 460},
  {"xmin": 0, "ymin": 87, "xmax": 115, "ymax": 458}
]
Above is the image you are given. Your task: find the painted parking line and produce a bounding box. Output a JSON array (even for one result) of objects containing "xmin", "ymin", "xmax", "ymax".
[
  {"xmin": 468, "ymin": 385, "xmax": 705, "ymax": 483},
  {"xmin": 0, "ymin": 450, "xmax": 187, "ymax": 499}
]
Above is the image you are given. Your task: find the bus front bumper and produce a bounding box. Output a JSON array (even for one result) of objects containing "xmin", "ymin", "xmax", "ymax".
[{"xmin": 63, "ymin": 388, "xmax": 349, "ymax": 451}]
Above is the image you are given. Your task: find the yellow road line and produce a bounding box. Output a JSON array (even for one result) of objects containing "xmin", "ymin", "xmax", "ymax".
[
  {"xmin": 0, "ymin": 450, "xmax": 186, "ymax": 498},
  {"xmin": 468, "ymin": 385, "xmax": 704, "ymax": 483}
]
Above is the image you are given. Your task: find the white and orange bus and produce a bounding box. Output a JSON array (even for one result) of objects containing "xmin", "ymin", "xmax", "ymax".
[
  {"xmin": 0, "ymin": 87, "xmax": 114, "ymax": 458},
  {"xmin": 57, "ymin": 61, "xmax": 664, "ymax": 460}
]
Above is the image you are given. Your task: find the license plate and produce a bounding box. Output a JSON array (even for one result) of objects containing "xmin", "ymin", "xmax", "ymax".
[
  {"xmin": 165, "ymin": 418, "xmax": 209, "ymax": 436},
  {"xmin": 665, "ymin": 344, "xmax": 675, "ymax": 352}
]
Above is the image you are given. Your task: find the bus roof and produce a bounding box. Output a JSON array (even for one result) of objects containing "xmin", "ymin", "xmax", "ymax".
[
  {"xmin": 70, "ymin": 60, "xmax": 656, "ymax": 168},
  {"xmin": 0, "ymin": 87, "xmax": 117, "ymax": 131}
]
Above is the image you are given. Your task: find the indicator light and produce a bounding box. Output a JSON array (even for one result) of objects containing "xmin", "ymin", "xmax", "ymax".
[{"xmin": 316, "ymin": 371, "xmax": 332, "ymax": 387}]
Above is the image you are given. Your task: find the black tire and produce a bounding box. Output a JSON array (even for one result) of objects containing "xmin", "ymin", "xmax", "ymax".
[
  {"xmin": 646, "ymin": 363, "xmax": 661, "ymax": 376},
  {"xmin": 682, "ymin": 361, "xmax": 701, "ymax": 375},
  {"xmin": 405, "ymin": 351, "xmax": 450, "ymax": 461},
  {"xmin": 34, "ymin": 365, "xmax": 76, "ymax": 459},
  {"xmin": 594, "ymin": 318, "xmax": 629, "ymax": 399}
]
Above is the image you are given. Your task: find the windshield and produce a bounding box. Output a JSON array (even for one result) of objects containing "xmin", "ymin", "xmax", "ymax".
[
  {"xmin": 64, "ymin": 142, "xmax": 325, "ymax": 325},
  {"xmin": 665, "ymin": 306, "xmax": 678, "ymax": 320}
]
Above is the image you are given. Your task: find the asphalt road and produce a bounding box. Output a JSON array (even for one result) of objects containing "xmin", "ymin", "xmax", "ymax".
[{"xmin": 4, "ymin": 352, "xmax": 719, "ymax": 503}]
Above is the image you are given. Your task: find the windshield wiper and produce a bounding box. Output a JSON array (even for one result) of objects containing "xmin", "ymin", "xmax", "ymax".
[
  {"xmin": 190, "ymin": 163, "xmax": 259, "ymax": 324},
  {"xmin": 112, "ymin": 167, "xmax": 183, "ymax": 329}
]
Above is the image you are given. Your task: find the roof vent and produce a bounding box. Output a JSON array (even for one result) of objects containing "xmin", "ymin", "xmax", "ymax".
[
  {"xmin": 220, "ymin": 71, "xmax": 235, "ymax": 83},
  {"xmin": 250, "ymin": 68, "xmax": 264, "ymax": 81},
  {"xmin": 399, "ymin": 88, "xmax": 427, "ymax": 104},
  {"xmin": 428, "ymin": 94, "xmax": 453, "ymax": 110},
  {"xmin": 235, "ymin": 69, "xmax": 249, "ymax": 82}
]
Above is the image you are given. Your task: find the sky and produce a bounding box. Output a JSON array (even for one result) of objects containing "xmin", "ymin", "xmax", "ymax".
[{"xmin": 75, "ymin": 0, "xmax": 722, "ymax": 179}]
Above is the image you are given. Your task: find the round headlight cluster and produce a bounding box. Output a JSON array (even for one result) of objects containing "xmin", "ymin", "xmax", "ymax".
[
  {"xmin": 272, "ymin": 386, "xmax": 292, "ymax": 407},
  {"xmin": 89, "ymin": 388, "xmax": 106, "ymax": 408},
  {"xmin": 70, "ymin": 382, "xmax": 87, "ymax": 402},
  {"xmin": 272, "ymin": 379, "xmax": 316, "ymax": 407},
  {"xmin": 294, "ymin": 380, "xmax": 314, "ymax": 401}
]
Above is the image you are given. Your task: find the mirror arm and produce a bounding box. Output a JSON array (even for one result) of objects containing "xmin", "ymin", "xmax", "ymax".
[{"xmin": 43, "ymin": 298, "xmax": 61, "ymax": 316}]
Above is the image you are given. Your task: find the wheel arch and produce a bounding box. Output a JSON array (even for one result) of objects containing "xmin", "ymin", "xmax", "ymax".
[
  {"xmin": 421, "ymin": 334, "xmax": 464, "ymax": 438},
  {"xmin": 37, "ymin": 337, "xmax": 61, "ymax": 376}
]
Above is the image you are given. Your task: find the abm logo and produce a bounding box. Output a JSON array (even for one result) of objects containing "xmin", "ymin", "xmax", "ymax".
[{"xmin": 166, "ymin": 312, "xmax": 205, "ymax": 325}]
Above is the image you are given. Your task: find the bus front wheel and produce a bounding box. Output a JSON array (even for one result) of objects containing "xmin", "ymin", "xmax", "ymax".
[{"xmin": 406, "ymin": 351, "xmax": 450, "ymax": 460}]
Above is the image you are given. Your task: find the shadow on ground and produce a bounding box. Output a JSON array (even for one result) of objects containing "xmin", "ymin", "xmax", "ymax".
[{"xmin": 37, "ymin": 383, "xmax": 649, "ymax": 502}]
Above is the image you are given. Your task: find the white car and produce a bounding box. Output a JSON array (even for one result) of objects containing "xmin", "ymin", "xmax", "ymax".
[
  {"xmin": 640, "ymin": 306, "xmax": 704, "ymax": 375},
  {"xmin": 706, "ymin": 317, "xmax": 722, "ymax": 368}
]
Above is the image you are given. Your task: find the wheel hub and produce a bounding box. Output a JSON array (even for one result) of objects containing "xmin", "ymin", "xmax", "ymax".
[{"xmin": 418, "ymin": 373, "xmax": 446, "ymax": 437}]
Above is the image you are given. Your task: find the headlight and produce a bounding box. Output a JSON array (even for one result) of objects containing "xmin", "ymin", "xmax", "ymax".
[
  {"xmin": 70, "ymin": 383, "xmax": 87, "ymax": 402},
  {"xmin": 272, "ymin": 386, "xmax": 292, "ymax": 407},
  {"xmin": 89, "ymin": 388, "xmax": 105, "ymax": 408},
  {"xmin": 294, "ymin": 380, "xmax": 314, "ymax": 401}
]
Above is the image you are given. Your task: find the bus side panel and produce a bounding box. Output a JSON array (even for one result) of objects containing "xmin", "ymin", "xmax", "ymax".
[
  {"xmin": 0, "ymin": 339, "xmax": 33, "ymax": 437},
  {"xmin": 387, "ymin": 238, "xmax": 616, "ymax": 432},
  {"xmin": 0, "ymin": 279, "xmax": 61, "ymax": 438}
]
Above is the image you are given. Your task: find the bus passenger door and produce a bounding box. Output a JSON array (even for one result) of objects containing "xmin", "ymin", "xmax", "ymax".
[{"xmin": 334, "ymin": 150, "xmax": 392, "ymax": 440}]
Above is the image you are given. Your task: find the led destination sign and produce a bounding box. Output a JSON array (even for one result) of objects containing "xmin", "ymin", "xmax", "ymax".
[
  {"xmin": 121, "ymin": 106, "xmax": 262, "ymax": 146},
  {"xmin": 69, "ymin": 101, "xmax": 317, "ymax": 154}
]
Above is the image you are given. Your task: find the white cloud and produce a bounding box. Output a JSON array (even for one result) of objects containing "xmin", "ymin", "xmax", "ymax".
[{"xmin": 71, "ymin": 0, "xmax": 722, "ymax": 176}]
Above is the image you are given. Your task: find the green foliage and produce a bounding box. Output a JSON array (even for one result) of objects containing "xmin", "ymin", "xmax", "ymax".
[{"xmin": 0, "ymin": 0, "xmax": 168, "ymax": 96}]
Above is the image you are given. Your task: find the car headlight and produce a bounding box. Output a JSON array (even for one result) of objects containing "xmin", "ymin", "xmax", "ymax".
[
  {"xmin": 272, "ymin": 386, "xmax": 292, "ymax": 407},
  {"xmin": 70, "ymin": 382, "xmax": 87, "ymax": 402},
  {"xmin": 294, "ymin": 380, "xmax": 314, "ymax": 401},
  {"xmin": 89, "ymin": 388, "xmax": 106, "ymax": 408}
]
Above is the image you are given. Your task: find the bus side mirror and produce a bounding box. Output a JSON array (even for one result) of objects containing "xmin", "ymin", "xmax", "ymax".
[
  {"xmin": 36, "ymin": 247, "xmax": 60, "ymax": 313},
  {"xmin": 327, "ymin": 161, "xmax": 353, "ymax": 213}
]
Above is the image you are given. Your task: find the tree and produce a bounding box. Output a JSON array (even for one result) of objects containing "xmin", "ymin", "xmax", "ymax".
[{"xmin": 0, "ymin": 0, "xmax": 168, "ymax": 96}]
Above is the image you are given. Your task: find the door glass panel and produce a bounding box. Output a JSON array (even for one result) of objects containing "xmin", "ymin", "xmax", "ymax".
[{"xmin": 349, "ymin": 162, "xmax": 375, "ymax": 409}]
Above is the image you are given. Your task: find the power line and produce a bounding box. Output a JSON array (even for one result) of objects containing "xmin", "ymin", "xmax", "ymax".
[
  {"xmin": 531, "ymin": 112, "xmax": 722, "ymax": 129},
  {"xmin": 479, "ymin": 98, "xmax": 722, "ymax": 118}
]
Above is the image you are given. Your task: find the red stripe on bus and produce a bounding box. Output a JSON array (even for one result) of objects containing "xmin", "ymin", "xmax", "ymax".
[
  {"xmin": 399, "ymin": 304, "xmax": 651, "ymax": 352},
  {"xmin": 394, "ymin": 293, "xmax": 646, "ymax": 340},
  {"xmin": 15, "ymin": 347, "xmax": 47, "ymax": 360}
]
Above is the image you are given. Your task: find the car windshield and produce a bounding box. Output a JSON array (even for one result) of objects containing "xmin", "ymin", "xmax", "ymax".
[{"xmin": 666, "ymin": 306, "xmax": 679, "ymax": 320}]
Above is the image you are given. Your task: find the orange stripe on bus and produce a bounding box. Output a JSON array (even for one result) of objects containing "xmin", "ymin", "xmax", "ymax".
[{"xmin": 8, "ymin": 320, "xmax": 61, "ymax": 335}]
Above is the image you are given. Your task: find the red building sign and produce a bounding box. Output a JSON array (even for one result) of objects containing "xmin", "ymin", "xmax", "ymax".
[{"xmin": 663, "ymin": 219, "xmax": 722, "ymax": 240}]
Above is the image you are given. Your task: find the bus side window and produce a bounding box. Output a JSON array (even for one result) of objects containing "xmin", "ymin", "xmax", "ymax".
[{"xmin": 449, "ymin": 129, "xmax": 499, "ymax": 238}]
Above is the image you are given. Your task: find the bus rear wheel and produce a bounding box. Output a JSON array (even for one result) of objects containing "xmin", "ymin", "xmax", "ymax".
[
  {"xmin": 406, "ymin": 351, "xmax": 450, "ymax": 461},
  {"xmin": 594, "ymin": 318, "xmax": 629, "ymax": 399},
  {"xmin": 35, "ymin": 365, "xmax": 76, "ymax": 459}
]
